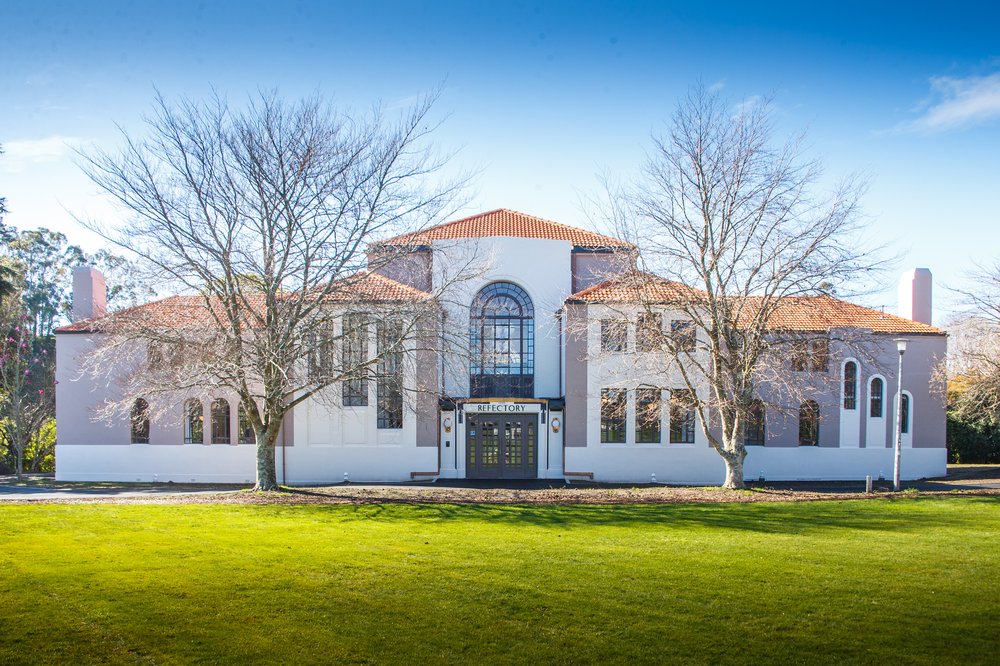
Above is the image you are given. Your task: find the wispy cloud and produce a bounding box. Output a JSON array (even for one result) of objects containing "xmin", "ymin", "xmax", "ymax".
[
  {"xmin": 1, "ymin": 135, "xmax": 88, "ymax": 171},
  {"xmin": 731, "ymin": 95, "xmax": 762, "ymax": 117},
  {"xmin": 708, "ymin": 79, "xmax": 726, "ymax": 93},
  {"xmin": 895, "ymin": 72, "xmax": 1000, "ymax": 134}
]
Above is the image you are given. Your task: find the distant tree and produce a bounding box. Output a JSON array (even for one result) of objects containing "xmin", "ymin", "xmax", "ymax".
[
  {"xmin": 87, "ymin": 249, "xmax": 156, "ymax": 310},
  {"xmin": 600, "ymin": 85, "xmax": 880, "ymax": 489},
  {"xmin": 6, "ymin": 228, "xmax": 85, "ymax": 335},
  {"xmin": 79, "ymin": 90, "xmax": 468, "ymax": 490}
]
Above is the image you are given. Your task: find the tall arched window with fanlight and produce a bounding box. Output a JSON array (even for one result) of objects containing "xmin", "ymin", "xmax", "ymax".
[{"xmin": 470, "ymin": 282, "xmax": 535, "ymax": 398}]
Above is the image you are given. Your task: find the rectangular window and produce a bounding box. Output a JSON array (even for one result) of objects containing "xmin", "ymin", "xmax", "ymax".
[
  {"xmin": 792, "ymin": 338, "xmax": 830, "ymax": 372},
  {"xmin": 670, "ymin": 320, "xmax": 696, "ymax": 352},
  {"xmin": 744, "ymin": 400, "xmax": 766, "ymax": 446},
  {"xmin": 342, "ymin": 314, "xmax": 368, "ymax": 406},
  {"xmin": 901, "ymin": 394, "xmax": 910, "ymax": 434},
  {"xmin": 843, "ymin": 362, "xmax": 857, "ymax": 410},
  {"xmin": 600, "ymin": 388, "xmax": 626, "ymax": 443},
  {"xmin": 636, "ymin": 313, "xmax": 663, "ymax": 352},
  {"xmin": 669, "ymin": 389, "xmax": 696, "ymax": 444},
  {"xmin": 308, "ymin": 324, "xmax": 335, "ymax": 380},
  {"xmin": 376, "ymin": 319, "xmax": 404, "ymax": 429},
  {"xmin": 601, "ymin": 319, "xmax": 628, "ymax": 352},
  {"xmin": 635, "ymin": 388, "xmax": 662, "ymax": 443}
]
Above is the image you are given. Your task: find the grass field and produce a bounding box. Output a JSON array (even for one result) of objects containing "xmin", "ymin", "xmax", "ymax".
[{"xmin": 1, "ymin": 497, "xmax": 998, "ymax": 664}]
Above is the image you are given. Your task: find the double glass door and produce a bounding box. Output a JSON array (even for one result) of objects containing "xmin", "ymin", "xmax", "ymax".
[{"xmin": 466, "ymin": 415, "xmax": 537, "ymax": 479}]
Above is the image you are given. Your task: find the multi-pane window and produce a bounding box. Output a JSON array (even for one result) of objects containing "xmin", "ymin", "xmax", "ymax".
[
  {"xmin": 601, "ymin": 319, "xmax": 628, "ymax": 352},
  {"xmin": 669, "ymin": 389, "xmax": 696, "ymax": 444},
  {"xmin": 238, "ymin": 403, "xmax": 255, "ymax": 444},
  {"xmin": 792, "ymin": 338, "xmax": 830, "ymax": 371},
  {"xmin": 307, "ymin": 324, "xmax": 335, "ymax": 380},
  {"xmin": 211, "ymin": 398, "xmax": 231, "ymax": 444},
  {"xmin": 342, "ymin": 314, "xmax": 369, "ymax": 407},
  {"xmin": 870, "ymin": 378, "xmax": 884, "ymax": 418},
  {"xmin": 470, "ymin": 282, "xmax": 535, "ymax": 398},
  {"xmin": 600, "ymin": 388, "xmax": 626, "ymax": 443},
  {"xmin": 130, "ymin": 398, "xmax": 150, "ymax": 444},
  {"xmin": 635, "ymin": 388, "xmax": 662, "ymax": 443},
  {"xmin": 799, "ymin": 400, "xmax": 820, "ymax": 446},
  {"xmin": 744, "ymin": 399, "xmax": 766, "ymax": 446},
  {"xmin": 376, "ymin": 319, "xmax": 404, "ymax": 430},
  {"xmin": 670, "ymin": 320, "xmax": 696, "ymax": 352},
  {"xmin": 843, "ymin": 361, "xmax": 858, "ymax": 410},
  {"xmin": 901, "ymin": 394, "xmax": 910, "ymax": 434},
  {"xmin": 636, "ymin": 313, "xmax": 662, "ymax": 352},
  {"xmin": 184, "ymin": 399, "xmax": 204, "ymax": 444}
]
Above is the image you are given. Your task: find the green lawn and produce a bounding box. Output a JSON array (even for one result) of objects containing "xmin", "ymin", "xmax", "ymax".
[{"xmin": 1, "ymin": 497, "xmax": 998, "ymax": 665}]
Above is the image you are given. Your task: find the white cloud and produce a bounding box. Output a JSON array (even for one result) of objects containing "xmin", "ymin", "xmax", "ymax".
[
  {"xmin": 708, "ymin": 79, "xmax": 726, "ymax": 93},
  {"xmin": 896, "ymin": 72, "xmax": 1000, "ymax": 133},
  {"xmin": 731, "ymin": 95, "xmax": 762, "ymax": 117},
  {"xmin": 1, "ymin": 135, "xmax": 88, "ymax": 170}
]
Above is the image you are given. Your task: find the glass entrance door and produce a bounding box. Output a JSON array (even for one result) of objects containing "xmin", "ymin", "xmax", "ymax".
[{"xmin": 466, "ymin": 415, "xmax": 537, "ymax": 479}]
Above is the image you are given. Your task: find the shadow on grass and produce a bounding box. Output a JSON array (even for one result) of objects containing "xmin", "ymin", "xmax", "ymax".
[{"xmin": 261, "ymin": 494, "xmax": 1000, "ymax": 536}]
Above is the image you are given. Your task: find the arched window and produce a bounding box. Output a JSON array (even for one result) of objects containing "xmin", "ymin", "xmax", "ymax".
[
  {"xmin": 184, "ymin": 399, "xmax": 204, "ymax": 444},
  {"xmin": 901, "ymin": 394, "xmax": 910, "ymax": 434},
  {"xmin": 799, "ymin": 400, "xmax": 819, "ymax": 446},
  {"xmin": 870, "ymin": 378, "xmax": 884, "ymax": 418},
  {"xmin": 745, "ymin": 399, "xmax": 766, "ymax": 446},
  {"xmin": 470, "ymin": 282, "xmax": 534, "ymax": 398},
  {"xmin": 211, "ymin": 399, "xmax": 231, "ymax": 444},
  {"xmin": 130, "ymin": 398, "xmax": 150, "ymax": 444},
  {"xmin": 843, "ymin": 361, "xmax": 858, "ymax": 410}
]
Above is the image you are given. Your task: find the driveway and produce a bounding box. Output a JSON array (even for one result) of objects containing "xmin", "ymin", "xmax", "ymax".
[{"xmin": 0, "ymin": 475, "xmax": 248, "ymax": 500}]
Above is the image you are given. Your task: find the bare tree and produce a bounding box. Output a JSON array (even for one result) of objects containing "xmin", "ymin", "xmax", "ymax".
[
  {"xmin": 600, "ymin": 85, "xmax": 882, "ymax": 488},
  {"xmin": 948, "ymin": 261, "xmax": 1000, "ymax": 424},
  {"xmin": 78, "ymin": 90, "xmax": 467, "ymax": 490}
]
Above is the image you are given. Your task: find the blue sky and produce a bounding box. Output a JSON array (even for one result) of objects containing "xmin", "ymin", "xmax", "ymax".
[{"xmin": 2, "ymin": 0, "xmax": 998, "ymax": 321}]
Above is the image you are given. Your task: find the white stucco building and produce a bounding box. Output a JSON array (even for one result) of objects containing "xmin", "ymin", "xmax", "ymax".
[{"xmin": 55, "ymin": 209, "xmax": 948, "ymax": 484}]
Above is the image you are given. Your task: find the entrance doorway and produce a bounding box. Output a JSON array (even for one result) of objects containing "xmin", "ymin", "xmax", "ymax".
[{"xmin": 466, "ymin": 414, "xmax": 537, "ymax": 479}]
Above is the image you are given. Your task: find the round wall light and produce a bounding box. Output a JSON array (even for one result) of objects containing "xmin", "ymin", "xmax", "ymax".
[
  {"xmin": 443, "ymin": 417, "xmax": 453, "ymax": 433},
  {"xmin": 551, "ymin": 417, "xmax": 561, "ymax": 433}
]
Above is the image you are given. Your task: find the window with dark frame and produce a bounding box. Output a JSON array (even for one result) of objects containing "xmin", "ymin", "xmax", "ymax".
[
  {"xmin": 376, "ymin": 319, "xmax": 404, "ymax": 430},
  {"xmin": 342, "ymin": 314, "xmax": 369, "ymax": 406},
  {"xmin": 130, "ymin": 398, "xmax": 150, "ymax": 444},
  {"xmin": 601, "ymin": 319, "xmax": 628, "ymax": 352},
  {"xmin": 600, "ymin": 388, "xmax": 626, "ymax": 443},
  {"xmin": 792, "ymin": 338, "xmax": 829, "ymax": 371},
  {"xmin": 744, "ymin": 399, "xmax": 766, "ymax": 446},
  {"xmin": 635, "ymin": 388, "xmax": 662, "ymax": 443},
  {"xmin": 211, "ymin": 398, "xmax": 231, "ymax": 444},
  {"xmin": 870, "ymin": 377, "xmax": 884, "ymax": 418},
  {"xmin": 184, "ymin": 399, "xmax": 203, "ymax": 444},
  {"xmin": 843, "ymin": 361, "xmax": 858, "ymax": 410},
  {"xmin": 238, "ymin": 403, "xmax": 254, "ymax": 444},
  {"xmin": 799, "ymin": 400, "xmax": 820, "ymax": 446},
  {"xmin": 470, "ymin": 282, "xmax": 535, "ymax": 398},
  {"xmin": 670, "ymin": 320, "xmax": 696, "ymax": 352},
  {"xmin": 307, "ymin": 324, "xmax": 335, "ymax": 380},
  {"xmin": 901, "ymin": 394, "xmax": 910, "ymax": 434},
  {"xmin": 669, "ymin": 389, "xmax": 696, "ymax": 444},
  {"xmin": 636, "ymin": 313, "xmax": 663, "ymax": 352}
]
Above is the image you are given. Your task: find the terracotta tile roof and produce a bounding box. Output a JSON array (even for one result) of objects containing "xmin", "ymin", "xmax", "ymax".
[
  {"xmin": 376, "ymin": 208, "xmax": 632, "ymax": 249},
  {"xmin": 55, "ymin": 272, "xmax": 430, "ymax": 333},
  {"xmin": 568, "ymin": 274, "xmax": 945, "ymax": 336},
  {"xmin": 567, "ymin": 272, "xmax": 703, "ymax": 304},
  {"xmin": 765, "ymin": 295, "xmax": 944, "ymax": 335}
]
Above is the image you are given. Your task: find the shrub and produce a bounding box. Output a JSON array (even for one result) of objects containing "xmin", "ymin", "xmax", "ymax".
[{"xmin": 947, "ymin": 411, "xmax": 1000, "ymax": 463}]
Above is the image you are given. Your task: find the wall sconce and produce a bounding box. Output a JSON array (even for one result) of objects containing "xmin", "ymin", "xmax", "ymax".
[
  {"xmin": 443, "ymin": 417, "xmax": 453, "ymax": 433},
  {"xmin": 551, "ymin": 417, "xmax": 561, "ymax": 433}
]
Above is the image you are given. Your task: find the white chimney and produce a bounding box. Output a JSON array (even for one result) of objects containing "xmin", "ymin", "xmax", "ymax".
[
  {"xmin": 897, "ymin": 268, "xmax": 932, "ymax": 325},
  {"xmin": 71, "ymin": 266, "xmax": 107, "ymax": 322}
]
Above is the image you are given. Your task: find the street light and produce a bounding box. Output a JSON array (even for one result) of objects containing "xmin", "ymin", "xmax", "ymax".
[{"xmin": 893, "ymin": 339, "xmax": 908, "ymax": 492}]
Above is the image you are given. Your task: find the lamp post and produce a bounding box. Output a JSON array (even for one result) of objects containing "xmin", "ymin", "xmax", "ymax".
[{"xmin": 893, "ymin": 339, "xmax": 908, "ymax": 492}]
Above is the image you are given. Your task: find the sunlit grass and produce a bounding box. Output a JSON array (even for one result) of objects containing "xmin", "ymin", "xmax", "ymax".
[{"xmin": 1, "ymin": 497, "xmax": 997, "ymax": 664}]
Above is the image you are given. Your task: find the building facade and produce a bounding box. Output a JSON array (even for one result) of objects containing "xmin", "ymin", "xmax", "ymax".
[{"xmin": 55, "ymin": 209, "xmax": 948, "ymax": 484}]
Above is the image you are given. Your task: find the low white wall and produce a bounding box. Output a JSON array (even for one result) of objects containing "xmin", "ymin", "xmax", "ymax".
[
  {"xmin": 566, "ymin": 445, "xmax": 947, "ymax": 484},
  {"xmin": 56, "ymin": 443, "xmax": 439, "ymax": 484}
]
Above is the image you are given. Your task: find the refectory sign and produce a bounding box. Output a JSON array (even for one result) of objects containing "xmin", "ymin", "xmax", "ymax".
[{"xmin": 470, "ymin": 402, "xmax": 531, "ymax": 413}]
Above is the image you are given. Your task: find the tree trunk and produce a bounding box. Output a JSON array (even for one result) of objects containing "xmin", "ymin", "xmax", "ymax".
[
  {"xmin": 254, "ymin": 428, "xmax": 279, "ymax": 491},
  {"xmin": 720, "ymin": 448, "xmax": 746, "ymax": 490}
]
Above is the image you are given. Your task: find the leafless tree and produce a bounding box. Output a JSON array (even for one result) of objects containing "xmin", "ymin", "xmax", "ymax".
[
  {"xmin": 78, "ymin": 90, "xmax": 470, "ymax": 490},
  {"xmin": 948, "ymin": 261, "xmax": 1000, "ymax": 424},
  {"xmin": 598, "ymin": 85, "xmax": 883, "ymax": 488}
]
